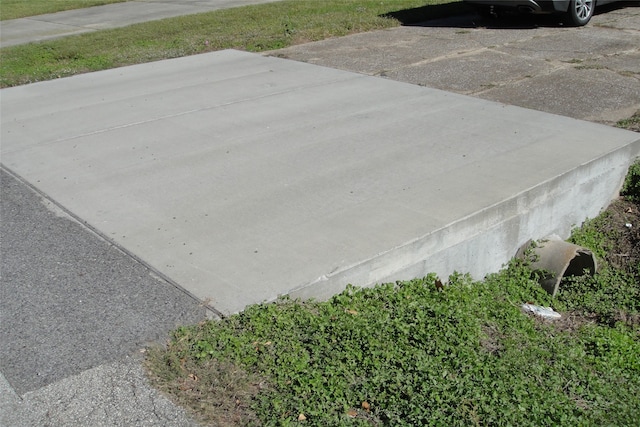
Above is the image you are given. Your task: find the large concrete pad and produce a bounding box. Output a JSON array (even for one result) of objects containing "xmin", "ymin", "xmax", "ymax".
[{"xmin": 2, "ymin": 50, "xmax": 639, "ymax": 314}]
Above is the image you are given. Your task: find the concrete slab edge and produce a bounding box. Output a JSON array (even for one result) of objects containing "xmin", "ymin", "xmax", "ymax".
[
  {"xmin": 0, "ymin": 164, "xmax": 222, "ymax": 320},
  {"xmin": 290, "ymin": 140, "xmax": 640, "ymax": 301}
]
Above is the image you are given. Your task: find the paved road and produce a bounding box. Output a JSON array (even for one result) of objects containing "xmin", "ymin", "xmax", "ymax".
[{"xmin": 1, "ymin": 2, "xmax": 639, "ymax": 427}]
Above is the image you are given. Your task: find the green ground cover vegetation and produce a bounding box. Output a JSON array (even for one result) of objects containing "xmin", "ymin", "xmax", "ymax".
[
  {"xmin": 616, "ymin": 110, "xmax": 640, "ymax": 133},
  {"xmin": 146, "ymin": 161, "xmax": 640, "ymax": 426}
]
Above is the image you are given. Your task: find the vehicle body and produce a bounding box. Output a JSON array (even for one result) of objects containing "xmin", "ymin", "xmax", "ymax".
[{"xmin": 463, "ymin": 0, "xmax": 623, "ymax": 26}]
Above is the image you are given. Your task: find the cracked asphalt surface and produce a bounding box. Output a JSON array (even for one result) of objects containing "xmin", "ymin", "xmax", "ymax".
[
  {"xmin": 0, "ymin": 168, "xmax": 206, "ymax": 426},
  {"xmin": 1, "ymin": 354, "xmax": 199, "ymax": 426}
]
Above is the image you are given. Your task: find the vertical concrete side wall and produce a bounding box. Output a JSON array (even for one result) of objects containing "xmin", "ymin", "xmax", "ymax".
[{"xmin": 290, "ymin": 144, "xmax": 640, "ymax": 300}]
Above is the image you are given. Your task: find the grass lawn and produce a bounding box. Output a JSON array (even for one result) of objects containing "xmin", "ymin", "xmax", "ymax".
[
  {"xmin": 146, "ymin": 162, "xmax": 640, "ymax": 426},
  {"xmin": 0, "ymin": 0, "xmax": 468, "ymax": 88},
  {"xmin": 0, "ymin": 0, "xmax": 129, "ymax": 21}
]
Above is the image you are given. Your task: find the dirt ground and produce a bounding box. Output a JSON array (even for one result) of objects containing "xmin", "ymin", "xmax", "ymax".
[
  {"xmin": 602, "ymin": 198, "xmax": 640, "ymax": 273},
  {"xmin": 550, "ymin": 162, "xmax": 640, "ymax": 331},
  {"xmin": 606, "ymin": 112, "xmax": 639, "ymax": 275}
]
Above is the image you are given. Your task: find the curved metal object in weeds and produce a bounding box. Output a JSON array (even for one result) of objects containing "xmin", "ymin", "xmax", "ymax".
[{"xmin": 516, "ymin": 236, "xmax": 597, "ymax": 296}]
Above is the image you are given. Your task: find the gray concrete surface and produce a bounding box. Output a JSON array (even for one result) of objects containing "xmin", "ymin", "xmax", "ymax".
[
  {"xmin": 0, "ymin": 0, "xmax": 282, "ymax": 48},
  {"xmin": 1, "ymin": 2, "xmax": 640, "ymax": 426},
  {"xmin": 4, "ymin": 48, "xmax": 637, "ymax": 315}
]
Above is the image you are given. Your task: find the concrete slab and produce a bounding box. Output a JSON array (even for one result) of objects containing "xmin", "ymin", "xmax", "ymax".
[
  {"xmin": 380, "ymin": 49, "xmax": 555, "ymax": 94},
  {"xmin": 493, "ymin": 26, "xmax": 640, "ymax": 62},
  {"xmin": 0, "ymin": 0, "xmax": 282, "ymax": 47},
  {"xmin": 590, "ymin": 50, "xmax": 640, "ymax": 74},
  {"xmin": 481, "ymin": 67, "xmax": 640, "ymax": 120},
  {"xmin": 269, "ymin": 26, "xmax": 545, "ymax": 77},
  {"xmin": 2, "ymin": 50, "xmax": 639, "ymax": 315}
]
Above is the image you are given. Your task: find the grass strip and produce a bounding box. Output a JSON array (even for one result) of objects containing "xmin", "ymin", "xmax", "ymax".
[
  {"xmin": 1, "ymin": 0, "xmax": 129, "ymax": 21},
  {"xmin": 0, "ymin": 0, "xmax": 468, "ymax": 88}
]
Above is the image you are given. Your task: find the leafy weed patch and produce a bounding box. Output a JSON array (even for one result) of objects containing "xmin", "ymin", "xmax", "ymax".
[{"xmin": 147, "ymin": 264, "xmax": 639, "ymax": 425}]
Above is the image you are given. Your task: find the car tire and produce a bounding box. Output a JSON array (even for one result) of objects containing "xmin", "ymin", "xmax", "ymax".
[{"xmin": 564, "ymin": 0, "xmax": 595, "ymax": 26}]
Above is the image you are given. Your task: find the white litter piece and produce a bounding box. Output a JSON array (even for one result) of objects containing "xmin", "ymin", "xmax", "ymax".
[{"xmin": 522, "ymin": 304, "xmax": 562, "ymax": 319}]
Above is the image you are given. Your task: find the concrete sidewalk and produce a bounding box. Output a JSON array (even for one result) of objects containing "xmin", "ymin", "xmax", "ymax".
[{"xmin": 0, "ymin": 0, "xmax": 282, "ymax": 48}]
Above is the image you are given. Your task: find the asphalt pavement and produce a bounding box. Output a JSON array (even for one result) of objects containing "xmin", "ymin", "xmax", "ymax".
[
  {"xmin": 0, "ymin": 168, "xmax": 206, "ymax": 425},
  {"xmin": 1, "ymin": 1, "xmax": 639, "ymax": 426}
]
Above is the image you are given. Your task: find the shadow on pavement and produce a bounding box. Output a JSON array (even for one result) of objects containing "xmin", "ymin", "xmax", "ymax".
[
  {"xmin": 382, "ymin": 0, "xmax": 638, "ymax": 29},
  {"xmin": 382, "ymin": 1, "xmax": 474, "ymax": 25}
]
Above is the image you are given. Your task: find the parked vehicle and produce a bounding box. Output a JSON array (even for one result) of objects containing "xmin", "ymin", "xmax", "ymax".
[{"xmin": 463, "ymin": 0, "xmax": 623, "ymax": 26}]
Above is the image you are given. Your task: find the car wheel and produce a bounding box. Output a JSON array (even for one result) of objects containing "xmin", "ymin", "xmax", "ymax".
[{"xmin": 565, "ymin": 0, "xmax": 594, "ymax": 26}]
